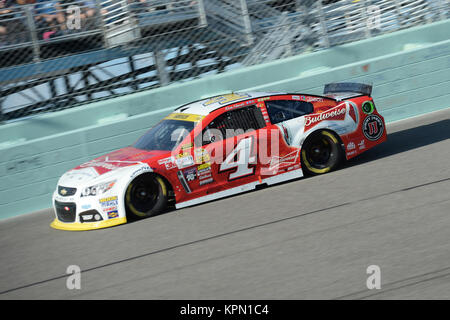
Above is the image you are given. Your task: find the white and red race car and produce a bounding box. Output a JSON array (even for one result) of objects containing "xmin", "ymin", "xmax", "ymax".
[{"xmin": 51, "ymin": 83, "xmax": 386, "ymax": 230}]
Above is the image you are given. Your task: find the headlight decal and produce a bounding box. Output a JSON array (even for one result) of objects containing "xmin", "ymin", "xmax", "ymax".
[{"xmin": 81, "ymin": 180, "xmax": 116, "ymax": 197}]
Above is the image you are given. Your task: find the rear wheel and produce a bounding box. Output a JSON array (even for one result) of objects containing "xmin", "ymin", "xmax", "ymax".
[
  {"xmin": 125, "ymin": 174, "xmax": 168, "ymax": 219},
  {"xmin": 301, "ymin": 130, "xmax": 343, "ymax": 175}
]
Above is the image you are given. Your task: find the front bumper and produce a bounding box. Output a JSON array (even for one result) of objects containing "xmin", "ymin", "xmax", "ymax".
[
  {"xmin": 51, "ymin": 189, "xmax": 126, "ymax": 231},
  {"xmin": 51, "ymin": 163, "xmax": 155, "ymax": 231},
  {"xmin": 50, "ymin": 217, "xmax": 127, "ymax": 231}
]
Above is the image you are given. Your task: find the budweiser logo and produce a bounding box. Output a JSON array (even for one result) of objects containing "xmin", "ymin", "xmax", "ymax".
[
  {"xmin": 305, "ymin": 107, "xmax": 346, "ymax": 127},
  {"xmin": 268, "ymin": 149, "xmax": 300, "ymax": 171}
]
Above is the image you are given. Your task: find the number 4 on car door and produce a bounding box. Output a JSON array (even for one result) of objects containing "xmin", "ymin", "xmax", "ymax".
[{"xmin": 219, "ymin": 136, "xmax": 256, "ymax": 181}]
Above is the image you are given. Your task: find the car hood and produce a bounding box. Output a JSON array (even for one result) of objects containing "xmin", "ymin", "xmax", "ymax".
[{"xmin": 59, "ymin": 147, "xmax": 168, "ymax": 186}]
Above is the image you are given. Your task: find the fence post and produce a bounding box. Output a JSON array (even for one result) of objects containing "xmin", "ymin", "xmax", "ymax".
[
  {"xmin": 240, "ymin": 0, "xmax": 253, "ymax": 45},
  {"xmin": 317, "ymin": 0, "xmax": 330, "ymax": 48},
  {"xmin": 361, "ymin": 0, "xmax": 371, "ymax": 39},
  {"xmin": 155, "ymin": 50, "xmax": 170, "ymax": 86},
  {"xmin": 24, "ymin": 5, "xmax": 40, "ymax": 62},
  {"xmin": 197, "ymin": 0, "xmax": 207, "ymax": 27},
  {"xmin": 94, "ymin": 0, "xmax": 109, "ymax": 48}
]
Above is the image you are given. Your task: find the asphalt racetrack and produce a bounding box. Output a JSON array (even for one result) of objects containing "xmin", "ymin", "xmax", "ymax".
[{"xmin": 1, "ymin": 108, "xmax": 449, "ymax": 299}]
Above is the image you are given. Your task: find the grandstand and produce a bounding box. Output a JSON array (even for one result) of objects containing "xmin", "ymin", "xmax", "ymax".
[{"xmin": 0, "ymin": 0, "xmax": 448, "ymax": 122}]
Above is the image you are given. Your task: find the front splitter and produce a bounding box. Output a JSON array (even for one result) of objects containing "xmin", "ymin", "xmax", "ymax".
[{"xmin": 50, "ymin": 217, "xmax": 127, "ymax": 231}]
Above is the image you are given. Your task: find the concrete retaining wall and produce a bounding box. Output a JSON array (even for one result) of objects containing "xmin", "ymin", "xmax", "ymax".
[{"xmin": 1, "ymin": 20, "xmax": 449, "ymax": 219}]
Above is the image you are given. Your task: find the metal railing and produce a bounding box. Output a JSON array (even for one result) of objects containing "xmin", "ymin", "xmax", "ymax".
[
  {"xmin": 0, "ymin": 0, "xmax": 206, "ymax": 62},
  {"xmin": 0, "ymin": 0, "xmax": 448, "ymax": 122}
]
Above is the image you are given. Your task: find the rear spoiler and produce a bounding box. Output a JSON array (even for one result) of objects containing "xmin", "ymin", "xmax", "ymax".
[{"xmin": 324, "ymin": 82, "xmax": 372, "ymax": 97}]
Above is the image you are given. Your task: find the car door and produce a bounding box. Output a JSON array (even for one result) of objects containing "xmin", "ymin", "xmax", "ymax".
[
  {"xmin": 176, "ymin": 104, "xmax": 268, "ymax": 200},
  {"xmin": 259, "ymin": 98, "xmax": 315, "ymax": 176}
]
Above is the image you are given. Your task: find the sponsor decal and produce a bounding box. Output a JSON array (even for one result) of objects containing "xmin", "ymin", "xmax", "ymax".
[
  {"xmin": 99, "ymin": 196, "xmax": 118, "ymax": 207},
  {"xmin": 177, "ymin": 152, "xmax": 189, "ymax": 158},
  {"xmin": 258, "ymin": 97, "xmax": 270, "ymax": 102},
  {"xmin": 198, "ymin": 162, "xmax": 211, "ymax": 172},
  {"xmin": 181, "ymin": 142, "xmax": 193, "ymax": 150},
  {"xmin": 102, "ymin": 206, "xmax": 117, "ymax": 213},
  {"xmin": 55, "ymin": 195, "xmax": 76, "ymax": 202},
  {"xmin": 130, "ymin": 165, "xmax": 152, "ymax": 179},
  {"xmin": 198, "ymin": 162, "xmax": 213, "ymax": 185},
  {"xmin": 100, "ymin": 196, "xmax": 118, "ymax": 202},
  {"xmin": 176, "ymin": 153, "xmax": 194, "ymax": 169},
  {"xmin": 108, "ymin": 210, "xmax": 119, "ymax": 219},
  {"xmin": 164, "ymin": 113, "xmax": 204, "ymax": 122},
  {"xmin": 199, "ymin": 177, "xmax": 214, "ymax": 186},
  {"xmin": 194, "ymin": 148, "xmax": 211, "ymax": 164},
  {"xmin": 158, "ymin": 156, "xmax": 176, "ymax": 170},
  {"xmin": 347, "ymin": 142, "xmax": 356, "ymax": 151},
  {"xmin": 292, "ymin": 95, "xmax": 323, "ymax": 102},
  {"xmin": 203, "ymin": 93, "xmax": 250, "ymax": 106},
  {"xmin": 267, "ymin": 149, "xmax": 300, "ymax": 172},
  {"xmin": 358, "ymin": 139, "xmax": 366, "ymax": 150},
  {"xmin": 81, "ymin": 204, "xmax": 91, "ymax": 210},
  {"xmin": 287, "ymin": 164, "xmax": 301, "ymax": 171},
  {"xmin": 304, "ymin": 106, "xmax": 347, "ymax": 130},
  {"xmin": 362, "ymin": 101, "xmax": 375, "ymax": 115},
  {"xmin": 306, "ymin": 97, "xmax": 324, "ymax": 102},
  {"xmin": 224, "ymin": 100, "xmax": 257, "ymax": 111},
  {"xmin": 362, "ymin": 115, "xmax": 384, "ymax": 141},
  {"xmin": 183, "ymin": 167, "xmax": 197, "ymax": 182}
]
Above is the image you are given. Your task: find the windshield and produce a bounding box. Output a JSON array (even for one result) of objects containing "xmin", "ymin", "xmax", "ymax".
[{"xmin": 133, "ymin": 119, "xmax": 195, "ymax": 151}]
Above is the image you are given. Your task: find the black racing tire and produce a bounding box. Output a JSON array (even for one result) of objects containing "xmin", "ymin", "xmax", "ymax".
[
  {"xmin": 125, "ymin": 174, "xmax": 168, "ymax": 219},
  {"xmin": 301, "ymin": 130, "xmax": 344, "ymax": 176}
]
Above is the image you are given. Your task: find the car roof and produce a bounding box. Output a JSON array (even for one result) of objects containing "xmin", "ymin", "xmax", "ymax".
[{"xmin": 171, "ymin": 91, "xmax": 284, "ymax": 116}]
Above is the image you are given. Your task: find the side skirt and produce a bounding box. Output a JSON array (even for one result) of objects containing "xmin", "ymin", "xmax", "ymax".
[{"xmin": 175, "ymin": 168, "xmax": 304, "ymax": 209}]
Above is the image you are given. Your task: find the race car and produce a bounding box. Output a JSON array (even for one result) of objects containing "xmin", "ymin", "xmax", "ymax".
[{"xmin": 51, "ymin": 82, "xmax": 387, "ymax": 230}]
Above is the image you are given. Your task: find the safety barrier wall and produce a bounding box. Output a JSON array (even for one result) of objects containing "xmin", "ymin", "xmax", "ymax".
[{"xmin": 1, "ymin": 19, "xmax": 449, "ymax": 219}]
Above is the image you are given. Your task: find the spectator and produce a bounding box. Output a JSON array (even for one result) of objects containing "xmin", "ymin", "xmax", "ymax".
[
  {"xmin": 34, "ymin": 0, "xmax": 65, "ymax": 39},
  {"xmin": 0, "ymin": 0, "xmax": 29, "ymax": 44},
  {"xmin": 80, "ymin": 0, "xmax": 96, "ymax": 19},
  {"xmin": 34, "ymin": 0, "xmax": 65, "ymax": 25},
  {"xmin": 0, "ymin": 0, "xmax": 15, "ymax": 36}
]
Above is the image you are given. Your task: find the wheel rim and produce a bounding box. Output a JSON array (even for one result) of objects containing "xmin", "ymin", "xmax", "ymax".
[
  {"xmin": 306, "ymin": 137, "xmax": 334, "ymax": 169},
  {"xmin": 128, "ymin": 177, "xmax": 159, "ymax": 215},
  {"xmin": 302, "ymin": 131, "xmax": 341, "ymax": 174}
]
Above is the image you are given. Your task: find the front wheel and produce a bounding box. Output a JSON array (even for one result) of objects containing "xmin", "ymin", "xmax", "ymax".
[
  {"xmin": 301, "ymin": 130, "xmax": 344, "ymax": 175},
  {"xmin": 125, "ymin": 174, "xmax": 168, "ymax": 219}
]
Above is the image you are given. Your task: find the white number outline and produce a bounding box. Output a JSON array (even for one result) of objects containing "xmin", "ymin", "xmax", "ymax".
[{"xmin": 218, "ymin": 136, "xmax": 257, "ymax": 181}]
